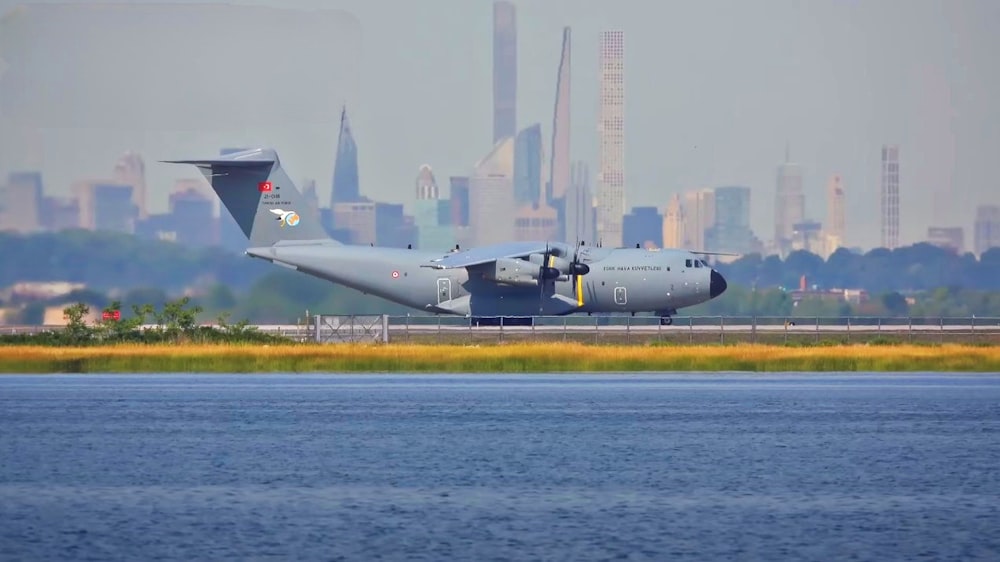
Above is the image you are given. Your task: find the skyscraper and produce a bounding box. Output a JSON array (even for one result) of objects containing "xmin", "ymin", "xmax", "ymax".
[
  {"xmin": 513, "ymin": 124, "xmax": 543, "ymax": 206},
  {"xmin": 331, "ymin": 106, "xmax": 361, "ymax": 206},
  {"xmin": 682, "ymin": 188, "xmax": 714, "ymax": 251},
  {"xmin": 824, "ymin": 174, "xmax": 846, "ymax": 257},
  {"xmin": 415, "ymin": 165, "xmax": 453, "ymax": 250},
  {"xmin": 774, "ymin": 147, "xmax": 804, "ymax": 255},
  {"xmin": 880, "ymin": 144, "xmax": 900, "ymax": 249},
  {"xmin": 564, "ymin": 161, "xmax": 594, "ymax": 245},
  {"xmin": 549, "ymin": 27, "xmax": 571, "ymax": 207},
  {"xmin": 469, "ymin": 137, "xmax": 515, "ymax": 246},
  {"xmin": 492, "ymin": 1, "xmax": 517, "ymax": 143},
  {"xmin": 705, "ymin": 186, "xmax": 758, "ymax": 255},
  {"xmin": 113, "ymin": 152, "xmax": 148, "ymax": 220},
  {"xmin": 974, "ymin": 204, "xmax": 1000, "ymax": 256},
  {"xmin": 662, "ymin": 193, "xmax": 685, "ymax": 249},
  {"xmin": 597, "ymin": 30, "xmax": 625, "ymax": 248}
]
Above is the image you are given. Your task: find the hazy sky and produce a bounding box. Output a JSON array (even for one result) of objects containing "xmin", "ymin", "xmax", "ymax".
[{"xmin": 1, "ymin": 0, "xmax": 998, "ymax": 250}]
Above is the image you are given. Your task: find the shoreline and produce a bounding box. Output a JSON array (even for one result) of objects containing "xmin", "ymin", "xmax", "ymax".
[{"xmin": 1, "ymin": 343, "xmax": 998, "ymax": 373}]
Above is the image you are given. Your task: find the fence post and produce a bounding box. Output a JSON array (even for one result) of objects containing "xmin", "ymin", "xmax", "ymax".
[
  {"xmin": 815, "ymin": 316, "xmax": 820, "ymax": 343},
  {"xmin": 626, "ymin": 315, "xmax": 631, "ymax": 344},
  {"xmin": 314, "ymin": 314, "xmax": 321, "ymax": 343},
  {"xmin": 720, "ymin": 315, "xmax": 725, "ymax": 345},
  {"xmin": 563, "ymin": 316, "xmax": 568, "ymax": 343},
  {"xmin": 847, "ymin": 316, "xmax": 851, "ymax": 344},
  {"xmin": 689, "ymin": 316, "xmax": 694, "ymax": 344},
  {"xmin": 381, "ymin": 314, "xmax": 389, "ymax": 343},
  {"xmin": 908, "ymin": 317, "xmax": 913, "ymax": 344},
  {"xmin": 751, "ymin": 316, "xmax": 757, "ymax": 344}
]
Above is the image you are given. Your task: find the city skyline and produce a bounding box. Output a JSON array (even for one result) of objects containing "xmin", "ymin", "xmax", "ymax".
[{"xmin": 1, "ymin": 0, "xmax": 999, "ymax": 251}]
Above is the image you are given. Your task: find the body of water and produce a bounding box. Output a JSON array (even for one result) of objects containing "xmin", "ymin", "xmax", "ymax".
[{"xmin": 1, "ymin": 374, "xmax": 998, "ymax": 560}]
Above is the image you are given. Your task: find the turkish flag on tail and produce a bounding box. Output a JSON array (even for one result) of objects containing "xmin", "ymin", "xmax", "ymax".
[{"xmin": 258, "ymin": 181, "xmax": 273, "ymax": 192}]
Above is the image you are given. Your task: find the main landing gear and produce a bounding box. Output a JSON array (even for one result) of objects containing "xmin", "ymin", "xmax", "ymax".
[{"xmin": 657, "ymin": 309, "xmax": 677, "ymax": 326}]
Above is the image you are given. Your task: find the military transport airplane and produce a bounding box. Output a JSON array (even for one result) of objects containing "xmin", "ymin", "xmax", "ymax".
[{"xmin": 165, "ymin": 148, "xmax": 728, "ymax": 324}]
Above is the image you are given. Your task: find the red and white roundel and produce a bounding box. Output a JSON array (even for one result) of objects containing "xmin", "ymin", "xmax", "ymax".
[{"xmin": 391, "ymin": 270, "xmax": 400, "ymax": 278}]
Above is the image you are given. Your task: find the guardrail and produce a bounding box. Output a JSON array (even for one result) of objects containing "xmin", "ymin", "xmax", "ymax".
[{"xmin": 4, "ymin": 316, "xmax": 999, "ymax": 345}]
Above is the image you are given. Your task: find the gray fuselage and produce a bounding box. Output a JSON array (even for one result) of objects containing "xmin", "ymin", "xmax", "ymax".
[{"xmin": 248, "ymin": 242, "xmax": 726, "ymax": 317}]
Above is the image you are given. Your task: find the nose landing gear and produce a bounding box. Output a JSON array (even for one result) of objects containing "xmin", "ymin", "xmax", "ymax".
[{"xmin": 656, "ymin": 309, "xmax": 677, "ymax": 326}]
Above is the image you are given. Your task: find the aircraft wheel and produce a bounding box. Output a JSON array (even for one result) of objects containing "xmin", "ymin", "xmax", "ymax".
[{"xmin": 660, "ymin": 316, "xmax": 673, "ymax": 326}]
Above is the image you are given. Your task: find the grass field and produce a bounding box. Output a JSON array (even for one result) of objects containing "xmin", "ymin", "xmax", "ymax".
[{"xmin": 1, "ymin": 342, "xmax": 998, "ymax": 373}]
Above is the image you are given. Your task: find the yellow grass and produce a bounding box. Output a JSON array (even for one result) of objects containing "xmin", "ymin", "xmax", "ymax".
[{"xmin": 2, "ymin": 342, "xmax": 999, "ymax": 373}]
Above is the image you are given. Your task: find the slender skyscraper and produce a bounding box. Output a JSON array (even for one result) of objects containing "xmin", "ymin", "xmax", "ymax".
[
  {"xmin": 492, "ymin": 1, "xmax": 517, "ymax": 143},
  {"xmin": 513, "ymin": 124, "xmax": 543, "ymax": 206},
  {"xmin": 597, "ymin": 30, "xmax": 625, "ymax": 248},
  {"xmin": 880, "ymin": 145, "xmax": 900, "ymax": 249},
  {"xmin": 825, "ymin": 174, "xmax": 846, "ymax": 257},
  {"xmin": 549, "ymin": 27, "xmax": 571, "ymax": 206},
  {"xmin": 565, "ymin": 161, "xmax": 593, "ymax": 245},
  {"xmin": 331, "ymin": 106, "xmax": 360, "ymax": 206},
  {"xmin": 662, "ymin": 193, "xmax": 685, "ymax": 249},
  {"xmin": 774, "ymin": 146, "xmax": 804, "ymax": 255}
]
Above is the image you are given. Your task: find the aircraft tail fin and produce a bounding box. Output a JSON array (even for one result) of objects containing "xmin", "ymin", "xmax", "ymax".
[{"xmin": 162, "ymin": 148, "xmax": 332, "ymax": 247}]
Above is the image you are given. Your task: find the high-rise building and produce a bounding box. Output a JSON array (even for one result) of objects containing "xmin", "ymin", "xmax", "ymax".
[
  {"xmin": 564, "ymin": 161, "xmax": 594, "ymax": 245},
  {"xmin": 513, "ymin": 124, "xmax": 544, "ymax": 206},
  {"xmin": 513, "ymin": 204, "xmax": 559, "ymax": 242},
  {"xmin": 113, "ymin": 151, "xmax": 148, "ymax": 220},
  {"xmin": 705, "ymin": 186, "xmax": 759, "ymax": 255},
  {"xmin": 331, "ymin": 106, "xmax": 361, "ymax": 206},
  {"xmin": 824, "ymin": 174, "xmax": 846, "ymax": 257},
  {"xmin": 548, "ymin": 27, "xmax": 571, "ymax": 207},
  {"xmin": 682, "ymin": 188, "xmax": 714, "ymax": 250},
  {"xmin": 974, "ymin": 204, "xmax": 1000, "ymax": 257},
  {"xmin": 0, "ymin": 171, "xmax": 43, "ymax": 233},
  {"xmin": 492, "ymin": 1, "xmax": 517, "ymax": 144},
  {"xmin": 880, "ymin": 144, "xmax": 900, "ymax": 249},
  {"xmin": 662, "ymin": 193, "xmax": 685, "ymax": 249},
  {"xmin": 449, "ymin": 176, "xmax": 470, "ymax": 228},
  {"xmin": 774, "ymin": 147, "xmax": 804, "ymax": 255},
  {"xmin": 414, "ymin": 165, "xmax": 454, "ymax": 251},
  {"xmin": 40, "ymin": 197, "xmax": 79, "ymax": 232},
  {"xmin": 597, "ymin": 30, "xmax": 625, "ymax": 248},
  {"xmin": 926, "ymin": 227, "xmax": 964, "ymax": 253},
  {"xmin": 332, "ymin": 201, "xmax": 376, "ymax": 245},
  {"xmin": 623, "ymin": 207, "xmax": 662, "ymax": 249},
  {"xmin": 469, "ymin": 137, "xmax": 515, "ymax": 246},
  {"xmin": 168, "ymin": 182, "xmax": 218, "ymax": 247},
  {"xmin": 89, "ymin": 182, "xmax": 138, "ymax": 234}
]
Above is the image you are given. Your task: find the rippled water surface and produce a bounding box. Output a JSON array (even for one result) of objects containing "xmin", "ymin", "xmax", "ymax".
[{"xmin": 1, "ymin": 374, "xmax": 999, "ymax": 561}]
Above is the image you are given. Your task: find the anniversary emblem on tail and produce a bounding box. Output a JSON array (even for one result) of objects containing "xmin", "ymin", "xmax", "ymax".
[{"xmin": 269, "ymin": 208, "xmax": 300, "ymax": 227}]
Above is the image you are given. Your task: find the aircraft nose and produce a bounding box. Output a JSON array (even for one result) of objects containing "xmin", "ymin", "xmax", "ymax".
[{"xmin": 710, "ymin": 269, "xmax": 727, "ymax": 298}]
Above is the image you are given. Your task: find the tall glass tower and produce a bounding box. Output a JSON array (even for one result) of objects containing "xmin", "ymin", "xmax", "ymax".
[{"xmin": 330, "ymin": 106, "xmax": 360, "ymax": 206}]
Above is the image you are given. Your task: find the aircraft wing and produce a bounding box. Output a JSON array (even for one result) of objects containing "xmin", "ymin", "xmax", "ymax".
[{"xmin": 423, "ymin": 241, "xmax": 563, "ymax": 269}]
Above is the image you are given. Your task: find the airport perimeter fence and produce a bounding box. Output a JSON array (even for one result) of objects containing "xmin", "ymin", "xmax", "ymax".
[
  {"xmin": 3, "ymin": 316, "xmax": 999, "ymax": 345},
  {"xmin": 298, "ymin": 315, "xmax": 1000, "ymax": 346}
]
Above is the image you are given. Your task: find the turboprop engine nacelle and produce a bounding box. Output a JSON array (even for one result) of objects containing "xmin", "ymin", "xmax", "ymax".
[{"xmin": 487, "ymin": 258, "xmax": 559, "ymax": 287}]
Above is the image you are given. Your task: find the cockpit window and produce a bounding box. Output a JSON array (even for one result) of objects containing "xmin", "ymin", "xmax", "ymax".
[
  {"xmin": 694, "ymin": 260, "xmax": 702, "ymax": 268},
  {"xmin": 700, "ymin": 259, "xmax": 709, "ymax": 267},
  {"xmin": 685, "ymin": 259, "xmax": 692, "ymax": 268}
]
